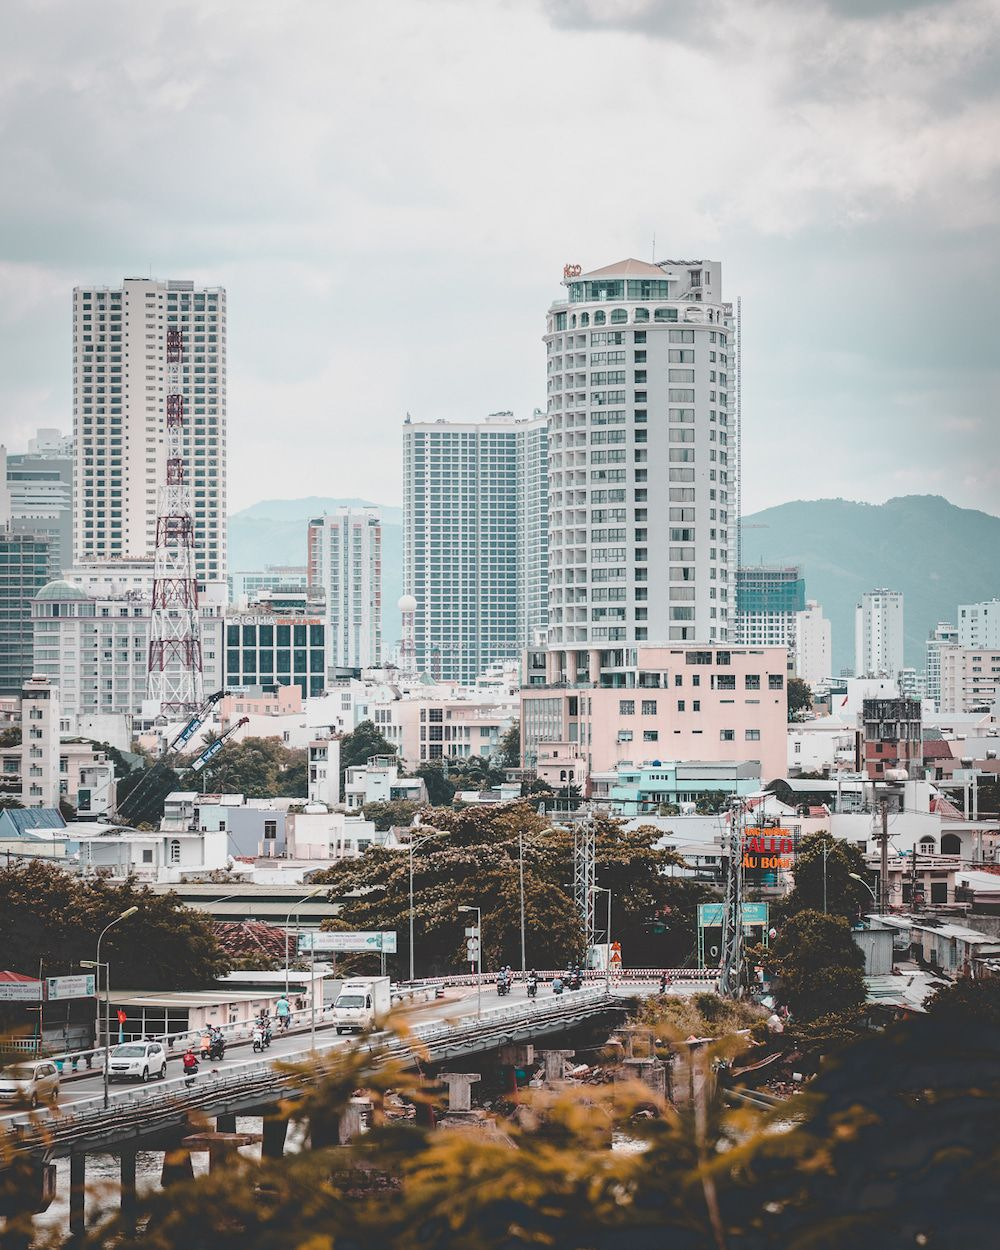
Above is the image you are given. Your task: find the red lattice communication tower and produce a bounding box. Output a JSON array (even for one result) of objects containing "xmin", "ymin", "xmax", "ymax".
[{"xmin": 147, "ymin": 326, "xmax": 204, "ymax": 716}]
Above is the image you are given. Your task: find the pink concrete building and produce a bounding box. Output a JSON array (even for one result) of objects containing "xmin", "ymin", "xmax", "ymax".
[{"xmin": 521, "ymin": 644, "xmax": 788, "ymax": 782}]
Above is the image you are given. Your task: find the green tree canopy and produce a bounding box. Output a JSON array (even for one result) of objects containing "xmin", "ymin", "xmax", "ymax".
[
  {"xmin": 0, "ymin": 860, "xmax": 229, "ymax": 990},
  {"xmin": 180, "ymin": 737, "xmax": 307, "ymax": 799},
  {"xmin": 411, "ymin": 761, "xmax": 456, "ymax": 807},
  {"xmin": 786, "ymin": 675, "xmax": 812, "ymax": 720},
  {"xmin": 498, "ymin": 718, "xmax": 520, "ymax": 767},
  {"xmin": 780, "ymin": 830, "xmax": 872, "ymax": 922},
  {"xmin": 768, "ymin": 907, "xmax": 866, "ymax": 1021},
  {"xmin": 338, "ymin": 721, "xmax": 396, "ymax": 787},
  {"xmin": 313, "ymin": 804, "xmax": 697, "ymax": 975},
  {"xmin": 362, "ymin": 799, "xmax": 422, "ymax": 831}
]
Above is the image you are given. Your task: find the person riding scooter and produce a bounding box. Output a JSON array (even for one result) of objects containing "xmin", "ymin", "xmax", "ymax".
[
  {"xmin": 208, "ymin": 1027, "xmax": 226, "ymax": 1061},
  {"xmin": 496, "ymin": 971, "xmax": 510, "ymax": 996},
  {"xmin": 526, "ymin": 970, "xmax": 539, "ymax": 999},
  {"xmin": 182, "ymin": 1047, "xmax": 199, "ymax": 1085},
  {"xmin": 552, "ymin": 975, "xmax": 564, "ymax": 995}
]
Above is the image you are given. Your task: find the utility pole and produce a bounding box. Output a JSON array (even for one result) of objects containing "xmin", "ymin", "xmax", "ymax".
[
  {"xmin": 719, "ymin": 798, "xmax": 746, "ymax": 998},
  {"xmin": 879, "ymin": 800, "xmax": 889, "ymax": 916}
]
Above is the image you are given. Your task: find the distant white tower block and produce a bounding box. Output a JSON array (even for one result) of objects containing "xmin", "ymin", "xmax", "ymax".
[
  {"xmin": 21, "ymin": 675, "xmax": 60, "ymax": 808},
  {"xmin": 398, "ymin": 593, "xmax": 418, "ymax": 677}
]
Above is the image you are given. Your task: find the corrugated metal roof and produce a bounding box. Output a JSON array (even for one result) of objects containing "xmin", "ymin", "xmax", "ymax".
[{"xmin": 0, "ymin": 808, "xmax": 66, "ymax": 836}]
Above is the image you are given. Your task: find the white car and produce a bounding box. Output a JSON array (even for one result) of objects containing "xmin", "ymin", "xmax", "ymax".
[
  {"xmin": 0, "ymin": 1060, "xmax": 60, "ymax": 1107},
  {"xmin": 107, "ymin": 1041, "xmax": 167, "ymax": 1083}
]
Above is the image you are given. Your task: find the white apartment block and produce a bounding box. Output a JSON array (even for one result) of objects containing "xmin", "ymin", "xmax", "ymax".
[
  {"xmin": 344, "ymin": 755, "xmax": 428, "ymax": 811},
  {"xmin": 30, "ymin": 576, "xmax": 223, "ymax": 719},
  {"xmin": 307, "ymin": 509, "xmax": 382, "ymax": 671},
  {"xmin": 938, "ymin": 645, "xmax": 1000, "ymax": 714},
  {"xmin": 925, "ymin": 622, "xmax": 958, "ymax": 710},
  {"xmin": 403, "ymin": 412, "xmax": 548, "ymax": 684},
  {"xmin": 794, "ymin": 600, "xmax": 832, "ymax": 686},
  {"xmin": 3, "ymin": 430, "xmax": 73, "ymax": 578},
  {"xmin": 958, "ymin": 600, "xmax": 1000, "ymax": 649},
  {"xmin": 545, "ymin": 258, "xmax": 736, "ymax": 647},
  {"xmin": 735, "ymin": 566, "xmax": 804, "ymax": 667},
  {"xmin": 855, "ymin": 589, "xmax": 904, "ymax": 678},
  {"xmin": 72, "ymin": 278, "xmax": 227, "ymax": 589},
  {"xmin": 370, "ymin": 696, "xmax": 517, "ymax": 765},
  {"xmin": 21, "ymin": 675, "xmax": 60, "ymax": 809}
]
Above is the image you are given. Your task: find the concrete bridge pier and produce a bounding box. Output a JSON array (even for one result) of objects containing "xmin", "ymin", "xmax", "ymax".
[
  {"xmin": 119, "ymin": 1149, "xmax": 137, "ymax": 1231},
  {"xmin": 439, "ymin": 1072, "xmax": 481, "ymax": 1114},
  {"xmin": 215, "ymin": 1112, "xmax": 237, "ymax": 1134},
  {"xmin": 68, "ymin": 1152, "xmax": 86, "ymax": 1240},
  {"xmin": 338, "ymin": 1097, "xmax": 373, "ymax": 1144},
  {"xmin": 538, "ymin": 1049, "xmax": 575, "ymax": 1086},
  {"xmin": 160, "ymin": 1142, "xmax": 196, "ymax": 1188},
  {"xmin": 261, "ymin": 1114, "xmax": 288, "ymax": 1159}
]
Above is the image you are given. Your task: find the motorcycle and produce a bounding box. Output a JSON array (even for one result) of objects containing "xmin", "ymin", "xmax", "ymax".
[
  {"xmin": 526, "ymin": 978, "xmax": 538, "ymax": 999},
  {"xmin": 552, "ymin": 978, "xmax": 564, "ymax": 995},
  {"xmin": 209, "ymin": 1036, "xmax": 226, "ymax": 1061},
  {"xmin": 496, "ymin": 978, "xmax": 510, "ymax": 997},
  {"xmin": 182, "ymin": 1055, "xmax": 199, "ymax": 1087},
  {"xmin": 252, "ymin": 1026, "xmax": 271, "ymax": 1053}
]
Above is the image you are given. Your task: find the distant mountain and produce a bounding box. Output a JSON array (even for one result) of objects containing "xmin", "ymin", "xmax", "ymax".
[
  {"xmin": 231, "ymin": 493, "xmax": 1000, "ymax": 675},
  {"xmin": 228, "ymin": 497, "xmax": 404, "ymax": 645},
  {"xmin": 740, "ymin": 495, "xmax": 1000, "ymax": 671}
]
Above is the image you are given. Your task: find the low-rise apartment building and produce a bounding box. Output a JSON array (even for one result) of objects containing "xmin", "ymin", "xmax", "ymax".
[
  {"xmin": 521, "ymin": 644, "xmax": 788, "ymax": 780},
  {"xmin": 938, "ymin": 645, "xmax": 1000, "ymax": 714}
]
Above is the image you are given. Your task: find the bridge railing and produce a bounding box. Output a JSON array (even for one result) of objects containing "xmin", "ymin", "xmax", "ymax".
[{"xmin": 3, "ymin": 986, "xmax": 619, "ymax": 1154}]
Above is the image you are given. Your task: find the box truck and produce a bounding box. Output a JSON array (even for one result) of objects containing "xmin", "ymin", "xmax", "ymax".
[{"xmin": 333, "ymin": 977, "xmax": 392, "ymax": 1034}]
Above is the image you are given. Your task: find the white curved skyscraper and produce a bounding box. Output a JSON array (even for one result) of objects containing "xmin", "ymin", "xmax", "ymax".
[{"xmin": 544, "ymin": 258, "xmax": 737, "ymax": 653}]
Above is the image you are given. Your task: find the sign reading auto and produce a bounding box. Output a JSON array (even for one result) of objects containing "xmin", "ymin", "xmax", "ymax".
[{"xmin": 742, "ymin": 830, "xmax": 795, "ymax": 872}]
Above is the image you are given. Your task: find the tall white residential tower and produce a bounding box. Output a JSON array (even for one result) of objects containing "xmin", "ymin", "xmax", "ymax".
[
  {"xmin": 307, "ymin": 508, "xmax": 382, "ymax": 671},
  {"xmin": 854, "ymin": 589, "xmax": 904, "ymax": 678},
  {"xmin": 544, "ymin": 259, "xmax": 736, "ymax": 652},
  {"xmin": 72, "ymin": 278, "xmax": 227, "ymax": 591},
  {"xmin": 403, "ymin": 412, "xmax": 548, "ymax": 685}
]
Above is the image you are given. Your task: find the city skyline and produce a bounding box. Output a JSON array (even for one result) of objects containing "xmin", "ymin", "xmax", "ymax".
[{"xmin": 1, "ymin": 0, "xmax": 998, "ymax": 516}]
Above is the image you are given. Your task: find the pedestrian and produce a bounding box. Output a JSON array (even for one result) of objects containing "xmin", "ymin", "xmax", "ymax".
[{"xmin": 275, "ymin": 994, "xmax": 291, "ymax": 1030}]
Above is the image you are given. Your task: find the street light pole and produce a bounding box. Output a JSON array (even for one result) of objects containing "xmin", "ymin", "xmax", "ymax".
[
  {"xmin": 592, "ymin": 886, "xmax": 612, "ymax": 993},
  {"xmin": 849, "ymin": 872, "xmax": 878, "ymax": 910},
  {"xmin": 285, "ymin": 887, "xmax": 326, "ymax": 998},
  {"xmin": 458, "ymin": 905, "xmax": 482, "ymax": 1019},
  {"xmin": 83, "ymin": 906, "xmax": 138, "ymax": 1110},
  {"xmin": 518, "ymin": 827, "xmax": 527, "ymax": 980}
]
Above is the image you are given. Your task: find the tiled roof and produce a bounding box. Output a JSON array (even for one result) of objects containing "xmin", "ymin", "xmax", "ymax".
[
  {"xmin": 921, "ymin": 740, "xmax": 954, "ymax": 760},
  {"xmin": 582, "ymin": 259, "xmax": 666, "ymax": 278}
]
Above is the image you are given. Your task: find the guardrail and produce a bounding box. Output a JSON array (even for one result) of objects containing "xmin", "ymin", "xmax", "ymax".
[{"xmin": 3, "ymin": 987, "xmax": 620, "ymax": 1157}]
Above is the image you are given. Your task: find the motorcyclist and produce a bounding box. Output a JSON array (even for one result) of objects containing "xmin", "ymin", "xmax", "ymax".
[
  {"xmin": 526, "ymin": 970, "xmax": 539, "ymax": 998},
  {"xmin": 496, "ymin": 970, "xmax": 510, "ymax": 995},
  {"xmin": 552, "ymin": 975, "xmax": 564, "ymax": 994},
  {"xmin": 182, "ymin": 1047, "xmax": 199, "ymax": 1076}
]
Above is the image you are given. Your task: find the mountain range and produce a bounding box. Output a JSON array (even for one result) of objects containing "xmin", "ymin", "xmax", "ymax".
[{"xmin": 228, "ymin": 494, "xmax": 1000, "ymax": 672}]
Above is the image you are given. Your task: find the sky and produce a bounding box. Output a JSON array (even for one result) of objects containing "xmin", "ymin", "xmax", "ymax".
[{"xmin": 0, "ymin": 0, "xmax": 998, "ymax": 517}]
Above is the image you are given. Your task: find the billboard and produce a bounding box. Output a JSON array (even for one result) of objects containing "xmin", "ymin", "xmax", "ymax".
[
  {"xmin": 742, "ymin": 831, "xmax": 795, "ymax": 872},
  {"xmin": 298, "ymin": 931, "xmax": 397, "ymax": 954},
  {"xmin": 45, "ymin": 975, "xmax": 97, "ymax": 1001},
  {"xmin": 697, "ymin": 903, "xmax": 769, "ymax": 968},
  {"xmin": 0, "ymin": 981, "xmax": 43, "ymax": 1002}
]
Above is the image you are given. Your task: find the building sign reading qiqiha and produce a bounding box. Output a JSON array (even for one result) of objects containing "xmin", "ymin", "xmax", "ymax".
[
  {"xmin": 742, "ymin": 830, "xmax": 795, "ymax": 872},
  {"xmin": 563, "ymin": 263, "xmax": 582, "ymax": 278}
]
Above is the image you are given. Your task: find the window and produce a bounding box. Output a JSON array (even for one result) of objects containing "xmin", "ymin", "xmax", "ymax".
[
  {"xmin": 643, "ymin": 730, "xmax": 659, "ymax": 742},
  {"xmin": 169, "ymin": 839, "xmax": 181, "ymax": 864},
  {"xmin": 768, "ymin": 674, "xmax": 784, "ymax": 690},
  {"xmin": 745, "ymin": 729, "xmax": 760, "ymax": 741},
  {"xmin": 677, "ymin": 700, "xmax": 685, "ymax": 712},
  {"xmin": 720, "ymin": 729, "xmax": 735, "ymax": 741},
  {"xmin": 715, "ymin": 674, "xmax": 736, "ymax": 690},
  {"xmin": 745, "ymin": 674, "xmax": 760, "ymax": 690},
  {"xmin": 619, "ymin": 700, "xmax": 635, "ymax": 715},
  {"xmin": 641, "ymin": 700, "xmax": 657, "ymax": 715},
  {"xmin": 264, "ymin": 820, "xmax": 277, "ymax": 839}
]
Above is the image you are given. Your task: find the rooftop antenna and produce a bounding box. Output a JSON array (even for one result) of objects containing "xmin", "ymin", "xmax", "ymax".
[{"xmin": 651, "ymin": 232, "xmax": 656, "ymax": 262}]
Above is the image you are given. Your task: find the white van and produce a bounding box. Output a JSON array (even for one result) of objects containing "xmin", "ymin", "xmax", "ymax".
[{"xmin": 333, "ymin": 977, "xmax": 391, "ymax": 1034}]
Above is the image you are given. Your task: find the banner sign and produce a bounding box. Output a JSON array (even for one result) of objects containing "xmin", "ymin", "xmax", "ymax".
[
  {"xmin": 698, "ymin": 903, "xmax": 769, "ymax": 928},
  {"xmin": 298, "ymin": 931, "xmax": 397, "ymax": 954},
  {"xmin": 742, "ymin": 830, "xmax": 795, "ymax": 872},
  {"xmin": 0, "ymin": 981, "xmax": 43, "ymax": 1002},
  {"xmin": 45, "ymin": 975, "xmax": 96, "ymax": 1001}
]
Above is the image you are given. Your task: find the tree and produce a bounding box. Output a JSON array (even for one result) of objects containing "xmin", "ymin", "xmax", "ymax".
[
  {"xmin": 412, "ymin": 761, "xmax": 456, "ymax": 807},
  {"xmin": 767, "ymin": 908, "xmax": 866, "ymax": 1021},
  {"xmin": 181, "ymin": 737, "xmax": 305, "ymax": 799},
  {"xmin": 0, "ymin": 860, "xmax": 229, "ymax": 990},
  {"xmin": 362, "ymin": 799, "xmax": 422, "ymax": 831},
  {"xmin": 498, "ymin": 718, "xmax": 520, "ymax": 767},
  {"xmin": 0, "ymin": 796, "xmax": 25, "ymax": 810},
  {"xmin": 58, "ymin": 797, "xmax": 76, "ymax": 822},
  {"xmin": 780, "ymin": 830, "xmax": 872, "ymax": 922},
  {"xmin": 925, "ymin": 973, "xmax": 1000, "ymax": 1026},
  {"xmin": 338, "ymin": 721, "xmax": 396, "ymax": 787},
  {"xmin": 0, "ymin": 726, "xmax": 21, "ymax": 748},
  {"xmin": 786, "ymin": 675, "xmax": 812, "ymax": 720}
]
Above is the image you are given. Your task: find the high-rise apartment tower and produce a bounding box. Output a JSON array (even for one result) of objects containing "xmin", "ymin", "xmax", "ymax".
[
  {"xmin": 307, "ymin": 508, "xmax": 382, "ymax": 671},
  {"xmin": 72, "ymin": 278, "xmax": 227, "ymax": 590},
  {"xmin": 855, "ymin": 589, "xmax": 904, "ymax": 679},
  {"xmin": 544, "ymin": 259, "xmax": 736, "ymax": 652},
  {"xmin": 403, "ymin": 413, "xmax": 548, "ymax": 685}
]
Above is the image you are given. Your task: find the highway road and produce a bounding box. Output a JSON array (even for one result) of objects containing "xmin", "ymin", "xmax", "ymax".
[{"xmin": 0, "ymin": 980, "xmax": 565, "ymax": 1120}]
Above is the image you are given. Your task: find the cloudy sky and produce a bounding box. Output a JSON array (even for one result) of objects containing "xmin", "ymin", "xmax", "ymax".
[{"xmin": 1, "ymin": 0, "xmax": 998, "ymax": 516}]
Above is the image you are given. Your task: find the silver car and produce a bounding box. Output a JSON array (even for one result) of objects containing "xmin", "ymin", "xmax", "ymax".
[
  {"xmin": 108, "ymin": 1041, "xmax": 168, "ymax": 1083},
  {"xmin": 0, "ymin": 1060, "xmax": 60, "ymax": 1108}
]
